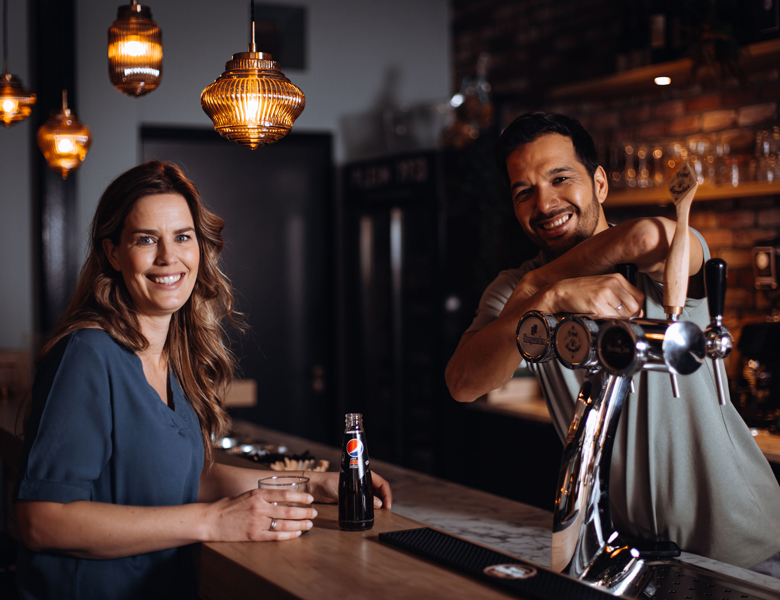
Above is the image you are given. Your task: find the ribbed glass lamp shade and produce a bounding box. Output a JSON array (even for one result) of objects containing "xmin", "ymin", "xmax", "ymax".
[
  {"xmin": 37, "ymin": 92, "xmax": 92, "ymax": 180},
  {"xmin": 0, "ymin": 71, "xmax": 36, "ymax": 127},
  {"xmin": 108, "ymin": 2, "xmax": 162, "ymax": 97},
  {"xmin": 201, "ymin": 50, "xmax": 305, "ymax": 149}
]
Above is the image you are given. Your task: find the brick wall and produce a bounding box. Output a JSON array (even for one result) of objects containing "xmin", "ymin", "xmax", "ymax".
[
  {"xmin": 561, "ymin": 84, "xmax": 780, "ymax": 346},
  {"xmin": 451, "ymin": 0, "xmax": 622, "ymax": 98},
  {"xmin": 452, "ymin": 0, "xmax": 780, "ymax": 373}
]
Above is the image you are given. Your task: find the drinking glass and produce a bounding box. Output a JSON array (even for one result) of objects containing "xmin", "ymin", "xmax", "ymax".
[
  {"xmin": 636, "ymin": 144, "xmax": 651, "ymax": 188},
  {"xmin": 651, "ymin": 144, "xmax": 665, "ymax": 187},
  {"xmin": 258, "ymin": 475, "xmax": 311, "ymax": 533},
  {"xmin": 622, "ymin": 143, "xmax": 637, "ymax": 188},
  {"xmin": 607, "ymin": 141, "xmax": 624, "ymax": 189},
  {"xmin": 756, "ymin": 129, "xmax": 779, "ymax": 183}
]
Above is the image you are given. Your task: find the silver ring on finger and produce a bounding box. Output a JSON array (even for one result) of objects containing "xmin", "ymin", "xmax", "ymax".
[
  {"xmin": 615, "ymin": 304, "xmax": 623, "ymax": 311},
  {"xmin": 269, "ymin": 518, "xmax": 277, "ymax": 532}
]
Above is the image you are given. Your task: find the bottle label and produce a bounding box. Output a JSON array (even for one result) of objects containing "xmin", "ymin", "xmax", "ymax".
[
  {"xmin": 347, "ymin": 438, "xmax": 363, "ymax": 458},
  {"xmin": 342, "ymin": 434, "xmax": 369, "ymax": 470}
]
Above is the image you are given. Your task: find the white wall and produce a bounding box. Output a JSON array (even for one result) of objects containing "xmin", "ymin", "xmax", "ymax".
[
  {"xmin": 0, "ymin": 0, "xmax": 33, "ymax": 351},
  {"xmin": 0, "ymin": 0, "xmax": 450, "ymax": 350},
  {"xmin": 76, "ymin": 0, "xmax": 450, "ymax": 257}
]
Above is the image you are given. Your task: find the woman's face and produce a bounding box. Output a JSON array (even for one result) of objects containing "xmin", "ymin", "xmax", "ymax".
[{"xmin": 103, "ymin": 193, "xmax": 200, "ymax": 320}]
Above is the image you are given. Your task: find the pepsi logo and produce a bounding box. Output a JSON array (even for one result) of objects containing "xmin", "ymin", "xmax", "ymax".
[{"xmin": 347, "ymin": 438, "xmax": 363, "ymax": 458}]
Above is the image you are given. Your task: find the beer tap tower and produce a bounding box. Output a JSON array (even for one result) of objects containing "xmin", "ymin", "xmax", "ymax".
[{"xmin": 516, "ymin": 259, "xmax": 732, "ymax": 597}]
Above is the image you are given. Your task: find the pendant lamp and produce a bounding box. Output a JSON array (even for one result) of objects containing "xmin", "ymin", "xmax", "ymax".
[
  {"xmin": 0, "ymin": 0, "xmax": 36, "ymax": 127},
  {"xmin": 201, "ymin": 5, "xmax": 305, "ymax": 149},
  {"xmin": 108, "ymin": 0, "xmax": 162, "ymax": 97},
  {"xmin": 37, "ymin": 90, "xmax": 92, "ymax": 179}
]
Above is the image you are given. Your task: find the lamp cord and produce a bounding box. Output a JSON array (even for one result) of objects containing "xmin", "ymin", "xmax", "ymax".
[
  {"xmin": 250, "ymin": 1, "xmax": 254, "ymax": 44},
  {"xmin": 2, "ymin": 0, "xmax": 8, "ymax": 73}
]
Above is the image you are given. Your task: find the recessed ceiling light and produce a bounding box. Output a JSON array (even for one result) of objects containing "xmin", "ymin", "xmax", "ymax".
[{"xmin": 654, "ymin": 76, "xmax": 671, "ymax": 86}]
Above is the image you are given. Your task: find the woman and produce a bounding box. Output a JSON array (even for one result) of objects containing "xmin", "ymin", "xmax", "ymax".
[{"xmin": 14, "ymin": 161, "xmax": 392, "ymax": 600}]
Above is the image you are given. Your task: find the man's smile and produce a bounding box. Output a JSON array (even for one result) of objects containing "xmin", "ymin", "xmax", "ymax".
[
  {"xmin": 539, "ymin": 213, "xmax": 572, "ymax": 231},
  {"xmin": 532, "ymin": 210, "xmax": 577, "ymax": 238}
]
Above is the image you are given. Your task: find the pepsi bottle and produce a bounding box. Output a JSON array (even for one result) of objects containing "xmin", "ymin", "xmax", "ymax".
[{"xmin": 338, "ymin": 413, "xmax": 374, "ymax": 531}]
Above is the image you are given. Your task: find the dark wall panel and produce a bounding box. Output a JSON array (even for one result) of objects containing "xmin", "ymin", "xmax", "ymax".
[{"xmin": 142, "ymin": 128, "xmax": 335, "ymax": 443}]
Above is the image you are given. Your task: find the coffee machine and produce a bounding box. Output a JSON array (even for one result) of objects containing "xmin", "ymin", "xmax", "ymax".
[{"xmin": 732, "ymin": 242, "xmax": 780, "ymax": 431}]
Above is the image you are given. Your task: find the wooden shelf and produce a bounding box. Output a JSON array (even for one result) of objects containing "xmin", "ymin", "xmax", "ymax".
[
  {"xmin": 549, "ymin": 38, "xmax": 780, "ymax": 100},
  {"xmin": 605, "ymin": 181, "xmax": 780, "ymax": 207}
]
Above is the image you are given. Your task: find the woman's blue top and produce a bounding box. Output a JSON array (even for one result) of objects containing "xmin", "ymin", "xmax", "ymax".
[{"xmin": 14, "ymin": 329, "xmax": 205, "ymax": 600}]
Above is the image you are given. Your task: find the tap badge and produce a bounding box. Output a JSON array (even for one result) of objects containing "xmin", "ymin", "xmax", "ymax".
[
  {"xmin": 347, "ymin": 438, "xmax": 363, "ymax": 458},
  {"xmin": 669, "ymin": 168, "xmax": 694, "ymax": 196},
  {"xmin": 565, "ymin": 325, "xmax": 582, "ymax": 355}
]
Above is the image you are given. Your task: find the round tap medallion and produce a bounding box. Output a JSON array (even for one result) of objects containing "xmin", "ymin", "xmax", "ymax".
[{"xmin": 517, "ymin": 315, "xmax": 550, "ymax": 359}]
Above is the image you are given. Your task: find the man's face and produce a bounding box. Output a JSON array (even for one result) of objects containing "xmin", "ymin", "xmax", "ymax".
[{"xmin": 507, "ymin": 133, "xmax": 608, "ymax": 258}]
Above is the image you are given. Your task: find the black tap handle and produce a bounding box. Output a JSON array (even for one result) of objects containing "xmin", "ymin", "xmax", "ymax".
[
  {"xmin": 615, "ymin": 263, "xmax": 638, "ymax": 287},
  {"xmin": 704, "ymin": 258, "xmax": 727, "ymax": 322}
]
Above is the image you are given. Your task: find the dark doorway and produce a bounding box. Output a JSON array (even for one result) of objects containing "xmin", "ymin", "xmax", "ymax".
[{"xmin": 142, "ymin": 128, "xmax": 335, "ymax": 444}]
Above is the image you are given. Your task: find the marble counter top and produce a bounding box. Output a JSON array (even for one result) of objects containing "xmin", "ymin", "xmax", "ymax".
[{"xmin": 227, "ymin": 420, "xmax": 780, "ymax": 595}]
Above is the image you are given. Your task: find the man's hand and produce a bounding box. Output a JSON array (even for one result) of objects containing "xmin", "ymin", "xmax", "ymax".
[{"xmin": 505, "ymin": 273, "xmax": 644, "ymax": 319}]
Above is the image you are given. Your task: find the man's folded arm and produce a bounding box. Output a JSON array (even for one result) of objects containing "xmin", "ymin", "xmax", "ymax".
[
  {"xmin": 445, "ymin": 217, "xmax": 702, "ymax": 404},
  {"xmin": 518, "ymin": 217, "xmax": 702, "ymax": 302}
]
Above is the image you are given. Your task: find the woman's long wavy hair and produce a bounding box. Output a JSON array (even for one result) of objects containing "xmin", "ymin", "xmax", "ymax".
[{"xmin": 40, "ymin": 160, "xmax": 240, "ymax": 467}]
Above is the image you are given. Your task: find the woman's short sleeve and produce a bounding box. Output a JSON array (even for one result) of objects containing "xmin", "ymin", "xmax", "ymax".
[{"xmin": 16, "ymin": 332, "xmax": 114, "ymax": 504}]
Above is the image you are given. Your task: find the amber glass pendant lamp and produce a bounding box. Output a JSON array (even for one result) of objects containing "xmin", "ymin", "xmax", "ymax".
[
  {"xmin": 201, "ymin": 2, "xmax": 305, "ymax": 149},
  {"xmin": 0, "ymin": 0, "xmax": 36, "ymax": 127},
  {"xmin": 108, "ymin": 0, "xmax": 162, "ymax": 96},
  {"xmin": 37, "ymin": 90, "xmax": 92, "ymax": 179}
]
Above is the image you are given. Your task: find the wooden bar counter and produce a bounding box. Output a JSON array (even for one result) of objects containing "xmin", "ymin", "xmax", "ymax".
[
  {"xmin": 203, "ymin": 419, "xmax": 552, "ymax": 599},
  {"xmin": 197, "ymin": 504, "xmax": 520, "ymax": 600},
  {"xmin": 205, "ymin": 420, "xmax": 780, "ymax": 599}
]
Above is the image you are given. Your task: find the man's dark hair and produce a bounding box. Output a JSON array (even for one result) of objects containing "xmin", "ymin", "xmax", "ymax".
[{"xmin": 495, "ymin": 112, "xmax": 600, "ymax": 183}]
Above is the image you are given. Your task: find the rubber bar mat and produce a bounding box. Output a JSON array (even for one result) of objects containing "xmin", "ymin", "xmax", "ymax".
[
  {"xmin": 643, "ymin": 560, "xmax": 780, "ymax": 600},
  {"xmin": 378, "ymin": 527, "xmax": 780, "ymax": 600},
  {"xmin": 378, "ymin": 527, "xmax": 615, "ymax": 599}
]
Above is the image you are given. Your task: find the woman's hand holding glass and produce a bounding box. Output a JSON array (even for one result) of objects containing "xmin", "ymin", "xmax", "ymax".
[{"xmin": 205, "ymin": 487, "xmax": 316, "ymax": 542}]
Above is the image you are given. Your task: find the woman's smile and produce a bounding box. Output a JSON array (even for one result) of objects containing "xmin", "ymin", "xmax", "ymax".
[{"xmin": 148, "ymin": 273, "xmax": 184, "ymax": 286}]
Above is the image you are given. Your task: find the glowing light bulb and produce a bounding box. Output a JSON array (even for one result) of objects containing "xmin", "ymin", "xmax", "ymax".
[
  {"xmin": 654, "ymin": 76, "xmax": 671, "ymax": 86},
  {"xmin": 121, "ymin": 39, "xmax": 148, "ymax": 57},
  {"xmin": 2, "ymin": 98, "xmax": 18, "ymax": 113},
  {"xmin": 56, "ymin": 138, "xmax": 76, "ymax": 153},
  {"xmin": 245, "ymin": 96, "xmax": 260, "ymax": 124}
]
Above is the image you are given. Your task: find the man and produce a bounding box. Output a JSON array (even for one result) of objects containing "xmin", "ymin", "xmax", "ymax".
[{"xmin": 445, "ymin": 113, "xmax": 780, "ymax": 575}]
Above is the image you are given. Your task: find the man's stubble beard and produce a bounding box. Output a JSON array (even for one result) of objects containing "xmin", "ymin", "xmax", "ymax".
[{"xmin": 531, "ymin": 187, "xmax": 601, "ymax": 259}]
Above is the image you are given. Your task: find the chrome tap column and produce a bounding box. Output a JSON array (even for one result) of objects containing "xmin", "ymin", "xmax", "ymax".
[{"xmin": 515, "ymin": 259, "xmax": 730, "ymax": 598}]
